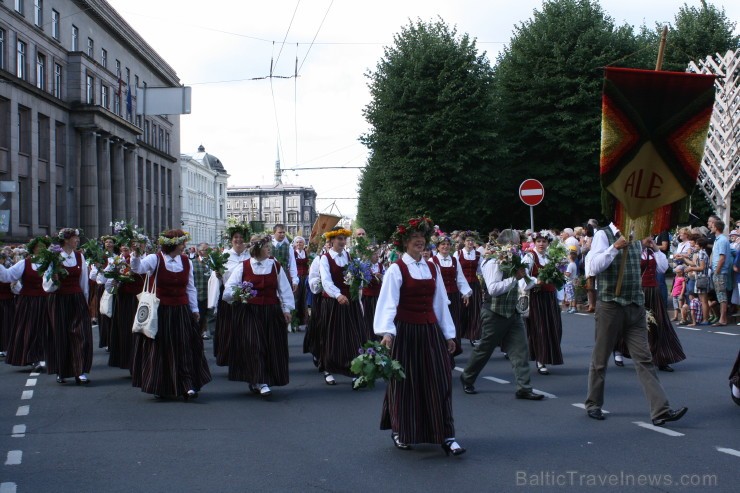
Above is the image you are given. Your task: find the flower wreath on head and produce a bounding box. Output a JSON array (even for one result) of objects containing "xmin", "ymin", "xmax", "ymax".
[
  {"xmin": 57, "ymin": 228, "xmax": 81, "ymax": 241},
  {"xmin": 27, "ymin": 235, "xmax": 52, "ymax": 253},
  {"xmin": 390, "ymin": 216, "xmax": 435, "ymax": 252},
  {"xmin": 157, "ymin": 231, "xmax": 191, "ymax": 246},
  {"xmin": 224, "ymin": 223, "xmax": 251, "ymax": 241},
  {"xmin": 460, "ymin": 230, "xmax": 481, "ymax": 243},
  {"xmin": 100, "ymin": 235, "xmax": 117, "ymax": 244},
  {"xmin": 249, "ymin": 233, "xmax": 272, "ymax": 250},
  {"xmin": 323, "ymin": 228, "xmax": 352, "ymax": 241},
  {"xmin": 431, "ymin": 232, "xmax": 452, "ymax": 245},
  {"xmin": 532, "ymin": 230, "xmax": 556, "ymax": 243}
]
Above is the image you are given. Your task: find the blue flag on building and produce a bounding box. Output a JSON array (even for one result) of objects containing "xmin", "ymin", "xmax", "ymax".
[{"xmin": 126, "ymin": 85, "xmax": 133, "ymax": 116}]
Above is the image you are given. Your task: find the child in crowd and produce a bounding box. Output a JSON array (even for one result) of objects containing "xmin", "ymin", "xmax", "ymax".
[
  {"xmin": 682, "ymin": 292, "xmax": 703, "ymax": 326},
  {"xmin": 564, "ymin": 250, "xmax": 578, "ymax": 313},
  {"xmin": 671, "ymin": 264, "xmax": 686, "ymax": 322}
]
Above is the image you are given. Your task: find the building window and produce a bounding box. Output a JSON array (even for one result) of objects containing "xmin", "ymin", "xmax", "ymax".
[
  {"xmin": 304, "ymin": 211, "xmax": 310, "ymax": 222},
  {"xmin": 51, "ymin": 9, "xmax": 59, "ymax": 39},
  {"xmin": 274, "ymin": 213, "xmax": 280, "ymax": 222},
  {"xmin": 37, "ymin": 113, "xmax": 49, "ymax": 161},
  {"xmin": 126, "ymin": 67, "xmax": 130, "ymax": 86},
  {"xmin": 16, "ymin": 40, "xmax": 26, "ymax": 80},
  {"xmin": 34, "ymin": 0, "xmax": 42, "ymax": 27},
  {"xmin": 135, "ymin": 114, "xmax": 141, "ymax": 128},
  {"xmin": 143, "ymin": 120, "xmax": 149, "ymax": 143},
  {"xmin": 53, "ymin": 63, "xmax": 62, "ymax": 98},
  {"xmin": 0, "ymin": 29, "xmax": 5, "ymax": 70},
  {"xmin": 304, "ymin": 199, "xmax": 310, "ymax": 206},
  {"xmin": 165, "ymin": 133, "xmax": 170, "ymax": 154},
  {"xmin": 158, "ymin": 128, "xmax": 163, "ymax": 150},
  {"xmin": 0, "ymin": 98, "xmax": 10, "ymax": 150},
  {"xmin": 101, "ymin": 48, "xmax": 107, "ymax": 68},
  {"xmin": 226, "ymin": 202, "xmax": 231, "ymax": 210},
  {"xmin": 35, "ymin": 52, "xmax": 45, "ymax": 90},
  {"xmin": 101, "ymin": 84, "xmax": 108, "ymax": 109},
  {"xmin": 86, "ymin": 74, "xmax": 94, "ymax": 104},
  {"xmin": 15, "ymin": 0, "xmax": 24, "ymax": 15},
  {"xmin": 86, "ymin": 37, "xmax": 93, "ymax": 57},
  {"xmin": 72, "ymin": 25, "xmax": 78, "ymax": 51},
  {"xmin": 18, "ymin": 105, "xmax": 31, "ymax": 155}
]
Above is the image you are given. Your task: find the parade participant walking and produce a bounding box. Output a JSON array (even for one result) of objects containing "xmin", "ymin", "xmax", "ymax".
[
  {"xmin": 0, "ymin": 248, "xmax": 13, "ymax": 359},
  {"xmin": 293, "ymin": 236, "xmax": 309, "ymax": 332},
  {"xmin": 107, "ymin": 243, "xmax": 144, "ymax": 371},
  {"xmin": 375, "ymin": 216, "xmax": 464, "ymax": 455},
  {"xmin": 584, "ymin": 223, "xmax": 687, "ymax": 426},
  {"xmin": 223, "ymin": 234, "xmax": 294, "ymax": 396},
  {"xmin": 303, "ymin": 239, "xmax": 330, "ymax": 367},
  {"xmin": 130, "ymin": 229, "xmax": 211, "ymax": 400},
  {"xmin": 524, "ymin": 231, "xmax": 564, "ymax": 375},
  {"xmin": 455, "ymin": 231, "xmax": 483, "ymax": 346},
  {"xmin": 360, "ymin": 247, "xmax": 384, "ymax": 342},
  {"xmin": 431, "ymin": 234, "xmax": 472, "ymax": 355},
  {"xmin": 460, "ymin": 229, "xmax": 543, "ymax": 401},
  {"xmin": 96, "ymin": 235, "xmax": 117, "ymax": 350},
  {"xmin": 44, "ymin": 228, "xmax": 93, "ymax": 385},
  {"xmin": 0, "ymin": 237, "xmax": 52, "ymax": 370},
  {"xmin": 271, "ymin": 224, "xmax": 298, "ymax": 292},
  {"xmin": 192, "ymin": 243, "xmax": 211, "ymax": 340}
]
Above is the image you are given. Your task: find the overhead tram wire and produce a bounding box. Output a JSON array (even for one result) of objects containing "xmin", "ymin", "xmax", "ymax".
[{"xmin": 297, "ymin": 0, "xmax": 334, "ymax": 75}]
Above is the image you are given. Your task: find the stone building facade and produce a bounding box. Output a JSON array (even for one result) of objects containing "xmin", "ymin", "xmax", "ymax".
[
  {"xmin": 226, "ymin": 184, "xmax": 317, "ymax": 237},
  {"xmin": 180, "ymin": 145, "xmax": 229, "ymax": 246},
  {"xmin": 0, "ymin": 0, "xmax": 182, "ymax": 241}
]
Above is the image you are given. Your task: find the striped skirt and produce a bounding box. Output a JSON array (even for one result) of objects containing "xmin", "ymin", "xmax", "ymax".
[
  {"xmin": 294, "ymin": 274, "xmax": 308, "ymax": 325},
  {"xmin": 227, "ymin": 303, "xmax": 289, "ymax": 386},
  {"xmin": 526, "ymin": 289, "xmax": 564, "ymax": 365},
  {"xmin": 303, "ymin": 294, "xmax": 324, "ymax": 356},
  {"xmin": 108, "ymin": 292, "xmax": 136, "ymax": 370},
  {"xmin": 447, "ymin": 291, "xmax": 464, "ymax": 357},
  {"xmin": 131, "ymin": 304, "xmax": 212, "ymax": 396},
  {"xmin": 361, "ymin": 295, "xmax": 380, "ymax": 342},
  {"xmin": 214, "ymin": 299, "xmax": 233, "ymax": 365},
  {"xmin": 460, "ymin": 279, "xmax": 482, "ymax": 341},
  {"xmin": 0, "ymin": 297, "xmax": 15, "ymax": 353},
  {"xmin": 380, "ymin": 321, "xmax": 455, "ymax": 444},
  {"xmin": 5, "ymin": 296, "xmax": 49, "ymax": 366},
  {"xmin": 47, "ymin": 292, "xmax": 93, "ymax": 378},
  {"xmin": 97, "ymin": 285, "xmax": 111, "ymax": 348},
  {"xmin": 320, "ymin": 297, "xmax": 366, "ymax": 377},
  {"xmin": 88, "ymin": 279, "xmax": 99, "ymax": 321}
]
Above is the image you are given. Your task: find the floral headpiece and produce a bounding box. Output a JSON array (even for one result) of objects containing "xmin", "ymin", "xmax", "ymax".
[
  {"xmin": 323, "ymin": 228, "xmax": 352, "ymax": 240},
  {"xmin": 431, "ymin": 233, "xmax": 452, "ymax": 245},
  {"xmin": 249, "ymin": 233, "xmax": 272, "ymax": 250},
  {"xmin": 460, "ymin": 230, "xmax": 481, "ymax": 243},
  {"xmin": 57, "ymin": 228, "xmax": 81, "ymax": 240},
  {"xmin": 27, "ymin": 235, "xmax": 52, "ymax": 252},
  {"xmin": 100, "ymin": 235, "xmax": 117, "ymax": 243},
  {"xmin": 157, "ymin": 231, "xmax": 191, "ymax": 246},
  {"xmin": 224, "ymin": 222, "xmax": 251, "ymax": 240},
  {"xmin": 390, "ymin": 216, "xmax": 435, "ymax": 252},
  {"xmin": 532, "ymin": 230, "xmax": 555, "ymax": 243}
]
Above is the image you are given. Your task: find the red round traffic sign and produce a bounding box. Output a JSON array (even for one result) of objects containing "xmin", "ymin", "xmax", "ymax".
[{"xmin": 519, "ymin": 179, "xmax": 545, "ymax": 206}]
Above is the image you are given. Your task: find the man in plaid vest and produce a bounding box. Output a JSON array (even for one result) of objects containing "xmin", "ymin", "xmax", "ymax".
[
  {"xmin": 460, "ymin": 229, "xmax": 543, "ymax": 400},
  {"xmin": 272, "ymin": 224, "xmax": 298, "ymax": 292},
  {"xmin": 193, "ymin": 243, "xmax": 211, "ymax": 339},
  {"xmin": 584, "ymin": 224, "xmax": 687, "ymax": 426}
]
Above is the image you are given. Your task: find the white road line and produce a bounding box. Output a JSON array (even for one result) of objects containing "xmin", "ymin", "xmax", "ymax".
[
  {"xmin": 25, "ymin": 378, "xmax": 37, "ymax": 387},
  {"xmin": 571, "ymin": 403, "xmax": 610, "ymax": 414},
  {"xmin": 679, "ymin": 327, "xmax": 701, "ymax": 331},
  {"xmin": 532, "ymin": 389, "xmax": 557, "ymax": 398},
  {"xmin": 29, "ymin": 372, "xmax": 40, "ymax": 377},
  {"xmin": 4, "ymin": 450, "xmax": 22, "ymax": 466},
  {"xmin": 21, "ymin": 390, "xmax": 33, "ymax": 400},
  {"xmin": 575, "ymin": 313, "xmax": 589, "ymax": 316},
  {"xmin": 715, "ymin": 446, "xmax": 740, "ymax": 458},
  {"xmin": 633, "ymin": 422, "xmax": 685, "ymax": 436},
  {"xmin": 11, "ymin": 425, "xmax": 26, "ymax": 438},
  {"xmin": 15, "ymin": 406, "xmax": 29, "ymax": 416},
  {"xmin": 483, "ymin": 376, "xmax": 510, "ymax": 384},
  {"xmin": 453, "ymin": 367, "xmax": 464, "ymax": 372},
  {"xmin": 0, "ymin": 483, "xmax": 18, "ymax": 493},
  {"xmin": 713, "ymin": 331, "xmax": 738, "ymax": 336}
]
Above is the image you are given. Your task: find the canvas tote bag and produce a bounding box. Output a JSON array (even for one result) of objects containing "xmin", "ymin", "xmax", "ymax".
[{"xmin": 132, "ymin": 256, "xmax": 160, "ymax": 339}]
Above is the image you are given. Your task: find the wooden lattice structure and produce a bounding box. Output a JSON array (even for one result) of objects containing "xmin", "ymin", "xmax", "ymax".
[{"xmin": 688, "ymin": 50, "xmax": 740, "ymax": 229}]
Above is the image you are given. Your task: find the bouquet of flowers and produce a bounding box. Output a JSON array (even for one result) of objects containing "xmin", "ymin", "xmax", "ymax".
[
  {"xmin": 485, "ymin": 243, "xmax": 532, "ymax": 283},
  {"xmin": 344, "ymin": 257, "xmax": 373, "ymax": 301},
  {"xmin": 536, "ymin": 242, "xmax": 568, "ymax": 290},
  {"xmin": 111, "ymin": 219, "xmax": 149, "ymax": 250},
  {"xmin": 33, "ymin": 244, "xmax": 68, "ymax": 285},
  {"xmin": 102, "ymin": 255, "xmax": 135, "ymax": 292},
  {"xmin": 350, "ymin": 340, "xmax": 406, "ymax": 389},
  {"xmin": 81, "ymin": 239, "xmax": 105, "ymax": 267},
  {"xmin": 231, "ymin": 281, "xmax": 257, "ymax": 303},
  {"xmin": 351, "ymin": 236, "xmax": 375, "ymax": 262},
  {"xmin": 205, "ymin": 247, "xmax": 230, "ymax": 276}
]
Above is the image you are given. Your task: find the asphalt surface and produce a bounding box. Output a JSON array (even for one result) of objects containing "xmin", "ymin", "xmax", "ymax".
[{"xmin": 1, "ymin": 312, "xmax": 738, "ymax": 492}]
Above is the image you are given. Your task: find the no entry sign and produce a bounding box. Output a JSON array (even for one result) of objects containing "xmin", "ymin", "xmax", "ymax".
[{"xmin": 519, "ymin": 179, "xmax": 545, "ymax": 207}]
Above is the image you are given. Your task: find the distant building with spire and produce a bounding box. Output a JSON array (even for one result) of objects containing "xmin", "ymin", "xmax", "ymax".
[{"xmin": 180, "ymin": 145, "xmax": 229, "ymax": 245}]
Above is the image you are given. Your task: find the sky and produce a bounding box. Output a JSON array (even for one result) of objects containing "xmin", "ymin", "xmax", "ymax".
[{"xmin": 105, "ymin": 0, "xmax": 739, "ymax": 219}]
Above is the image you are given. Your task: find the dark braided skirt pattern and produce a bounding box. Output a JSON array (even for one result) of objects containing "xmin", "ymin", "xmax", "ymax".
[
  {"xmin": 214, "ymin": 299, "xmax": 233, "ymax": 365},
  {"xmin": 361, "ymin": 295, "xmax": 380, "ymax": 342},
  {"xmin": 97, "ymin": 284, "xmax": 111, "ymax": 348},
  {"xmin": 294, "ymin": 274, "xmax": 308, "ymax": 325},
  {"xmin": 5, "ymin": 296, "xmax": 49, "ymax": 366},
  {"xmin": 319, "ymin": 297, "xmax": 366, "ymax": 377},
  {"xmin": 460, "ymin": 279, "xmax": 482, "ymax": 341},
  {"xmin": 525, "ymin": 288, "xmax": 564, "ymax": 365},
  {"xmin": 108, "ymin": 292, "xmax": 136, "ymax": 370},
  {"xmin": 0, "ymin": 298, "xmax": 15, "ymax": 353},
  {"xmin": 303, "ymin": 294, "xmax": 323, "ymax": 356},
  {"xmin": 47, "ymin": 292, "xmax": 93, "ymax": 378}
]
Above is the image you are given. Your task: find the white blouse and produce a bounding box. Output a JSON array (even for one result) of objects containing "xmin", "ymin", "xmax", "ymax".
[
  {"xmin": 308, "ymin": 255, "xmax": 323, "ymax": 294},
  {"xmin": 221, "ymin": 257, "xmax": 294, "ymax": 312},
  {"xmin": 453, "ymin": 248, "xmax": 483, "ymax": 276},
  {"xmin": 434, "ymin": 252, "xmax": 473, "ymax": 297},
  {"xmin": 130, "ymin": 252, "xmax": 198, "ymax": 313},
  {"xmin": 0, "ymin": 259, "xmax": 39, "ymax": 283},
  {"xmin": 320, "ymin": 249, "xmax": 349, "ymax": 299},
  {"xmin": 42, "ymin": 251, "xmax": 89, "ymax": 296}
]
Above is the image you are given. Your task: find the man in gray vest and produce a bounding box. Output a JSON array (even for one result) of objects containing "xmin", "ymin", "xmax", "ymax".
[
  {"xmin": 584, "ymin": 223, "xmax": 687, "ymax": 426},
  {"xmin": 271, "ymin": 224, "xmax": 298, "ymax": 293},
  {"xmin": 460, "ymin": 230, "xmax": 543, "ymax": 400}
]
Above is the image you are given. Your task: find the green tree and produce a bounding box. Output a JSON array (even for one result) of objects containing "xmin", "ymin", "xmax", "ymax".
[{"xmin": 358, "ymin": 19, "xmax": 497, "ymax": 239}]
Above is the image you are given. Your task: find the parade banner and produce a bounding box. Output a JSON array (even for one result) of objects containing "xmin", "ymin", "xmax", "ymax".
[
  {"xmin": 308, "ymin": 213, "xmax": 341, "ymax": 244},
  {"xmin": 599, "ymin": 67, "xmax": 715, "ymax": 233}
]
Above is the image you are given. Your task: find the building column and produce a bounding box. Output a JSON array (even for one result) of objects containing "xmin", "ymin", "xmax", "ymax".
[
  {"xmin": 97, "ymin": 135, "xmax": 112, "ymax": 233},
  {"xmin": 80, "ymin": 130, "xmax": 98, "ymax": 236},
  {"xmin": 111, "ymin": 140, "xmax": 126, "ymax": 219},
  {"xmin": 124, "ymin": 145, "xmax": 138, "ymax": 226}
]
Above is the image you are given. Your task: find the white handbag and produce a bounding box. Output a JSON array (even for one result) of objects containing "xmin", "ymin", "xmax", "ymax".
[
  {"xmin": 132, "ymin": 261, "xmax": 160, "ymax": 339},
  {"xmin": 515, "ymin": 279, "xmax": 530, "ymax": 318},
  {"xmin": 99, "ymin": 289, "xmax": 114, "ymax": 318}
]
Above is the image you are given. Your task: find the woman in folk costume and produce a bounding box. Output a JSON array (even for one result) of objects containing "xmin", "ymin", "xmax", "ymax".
[
  {"xmin": 95, "ymin": 235, "xmax": 118, "ymax": 350},
  {"xmin": 616, "ymin": 237, "xmax": 686, "ymax": 372},
  {"xmin": 292, "ymin": 236, "xmax": 309, "ymax": 332},
  {"xmin": 0, "ymin": 237, "xmax": 52, "ymax": 371},
  {"xmin": 523, "ymin": 230, "xmax": 564, "ymax": 375},
  {"xmin": 374, "ymin": 216, "xmax": 464, "ymax": 456},
  {"xmin": 454, "ymin": 231, "xmax": 483, "ymax": 346},
  {"xmin": 318, "ymin": 227, "xmax": 366, "ymax": 386},
  {"xmin": 303, "ymin": 238, "xmax": 330, "ymax": 368},
  {"xmin": 431, "ymin": 233, "xmax": 472, "ymax": 356},
  {"xmin": 0, "ymin": 247, "xmax": 16, "ymax": 359},
  {"xmin": 213, "ymin": 223, "xmax": 251, "ymax": 365},
  {"xmin": 106, "ymin": 242, "xmax": 145, "ymax": 371},
  {"xmin": 130, "ymin": 229, "xmax": 211, "ymax": 400},
  {"xmin": 222, "ymin": 234, "xmax": 294, "ymax": 396},
  {"xmin": 360, "ymin": 246, "xmax": 385, "ymax": 342},
  {"xmin": 43, "ymin": 228, "xmax": 93, "ymax": 384}
]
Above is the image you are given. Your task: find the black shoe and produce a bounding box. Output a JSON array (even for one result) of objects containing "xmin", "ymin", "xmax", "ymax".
[
  {"xmin": 651, "ymin": 407, "xmax": 687, "ymax": 426},
  {"xmin": 441, "ymin": 439, "xmax": 466, "ymax": 457},
  {"xmin": 56, "ymin": 375, "xmax": 66, "ymax": 384},
  {"xmin": 391, "ymin": 433, "xmax": 411, "ymax": 450},
  {"xmin": 460, "ymin": 375, "xmax": 477, "ymax": 394},
  {"xmin": 248, "ymin": 384, "xmax": 260, "ymax": 395},
  {"xmin": 587, "ymin": 408, "xmax": 605, "ymax": 420},
  {"xmin": 658, "ymin": 365, "xmax": 674, "ymax": 372},
  {"xmin": 515, "ymin": 389, "xmax": 544, "ymax": 400}
]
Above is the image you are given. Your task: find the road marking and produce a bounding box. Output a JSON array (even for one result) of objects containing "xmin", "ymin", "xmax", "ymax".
[
  {"xmin": 712, "ymin": 331, "xmax": 738, "ymax": 336},
  {"xmin": 679, "ymin": 327, "xmax": 701, "ymax": 331},
  {"xmin": 575, "ymin": 313, "xmax": 589, "ymax": 316},
  {"xmin": 454, "ymin": 367, "xmax": 464, "ymax": 372},
  {"xmin": 4, "ymin": 451, "xmax": 22, "ymax": 465},
  {"xmin": 25, "ymin": 378, "xmax": 37, "ymax": 387},
  {"xmin": 633, "ymin": 422, "xmax": 684, "ymax": 436},
  {"xmin": 0, "ymin": 483, "xmax": 18, "ymax": 493},
  {"xmin": 11, "ymin": 425, "xmax": 26, "ymax": 438},
  {"xmin": 532, "ymin": 389, "xmax": 557, "ymax": 398},
  {"xmin": 15, "ymin": 406, "xmax": 29, "ymax": 416},
  {"xmin": 483, "ymin": 376, "xmax": 510, "ymax": 384},
  {"xmin": 29, "ymin": 372, "xmax": 40, "ymax": 377},
  {"xmin": 715, "ymin": 446, "xmax": 740, "ymax": 458},
  {"xmin": 21, "ymin": 390, "xmax": 33, "ymax": 400},
  {"xmin": 571, "ymin": 403, "xmax": 610, "ymax": 414}
]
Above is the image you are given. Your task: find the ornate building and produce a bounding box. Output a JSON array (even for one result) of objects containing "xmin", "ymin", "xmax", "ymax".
[
  {"xmin": 180, "ymin": 145, "xmax": 229, "ymax": 246},
  {"xmin": 0, "ymin": 0, "xmax": 183, "ymax": 241}
]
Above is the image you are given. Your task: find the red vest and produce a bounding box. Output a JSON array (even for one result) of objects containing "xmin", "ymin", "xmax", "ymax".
[
  {"xmin": 361, "ymin": 262, "xmax": 383, "ymax": 297},
  {"xmin": 530, "ymin": 252, "xmax": 556, "ymax": 292},
  {"xmin": 458, "ymin": 250, "xmax": 480, "ymax": 284},
  {"xmin": 322, "ymin": 251, "xmax": 350, "ymax": 298},
  {"xmin": 0, "ymin": 282, "xmax": 13, "ymax": 300},
  {"xmin": 241, "ymin": 259, "xmax": 281, "ymax": 305},
  {"xmin": 640, "ymin": 251, "xmax": 658, "ymax": 288},
  {"xmin": 155, "ymin": 253, "xmax": 190, "ymax": 306},
  {"xmin": 431, "ymin": 255, "xmax": 459, "ymax": 294},
  {"xmin": 295, "ymin": 251, "xmax": 309, "ymax": 277},
  {"xmin": 395, "ymin": 259, "xmax": 438, "ymax": 325},
  {"xmin": 21, "ymin": 259, "xmax": 46, "ymax": 297},
  {"xmin": 119, "ymin": 254, "xmax": 145, "ymax": 295},
  {"xmin": 58, "ymin": 251, "xmax": 83, "ymax": 295}
]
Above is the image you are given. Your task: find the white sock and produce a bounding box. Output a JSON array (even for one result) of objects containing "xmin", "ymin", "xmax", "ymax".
[
  {"xmin": 614, "ymin": 353, "xmax": 623, "ymax": 362},
  {"xmin": 732, "ymin": 384, "xmax": 740, "ymax": 399}
]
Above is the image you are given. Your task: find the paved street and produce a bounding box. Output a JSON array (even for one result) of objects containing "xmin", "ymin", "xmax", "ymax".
[{"xmin": 1, "ymin": 312, "xmax": 738, "ymax": 492}]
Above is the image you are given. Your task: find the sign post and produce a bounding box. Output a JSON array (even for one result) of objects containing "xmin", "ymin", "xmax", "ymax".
[{"xmin": 519, "ymin": 179, "xmax": 545, "ymax": 232}]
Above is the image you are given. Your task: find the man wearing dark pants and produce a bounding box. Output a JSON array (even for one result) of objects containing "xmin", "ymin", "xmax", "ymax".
[
  {"xmin": 460, "ymin": 239, "xmax": 543, "ymax": 400},
  {"xmin": 585, "ymin": 224, "xmax": 687, "ymax": 426}
]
